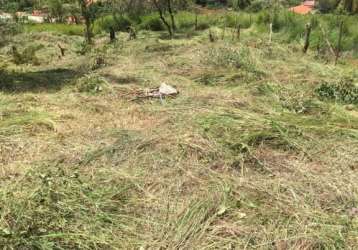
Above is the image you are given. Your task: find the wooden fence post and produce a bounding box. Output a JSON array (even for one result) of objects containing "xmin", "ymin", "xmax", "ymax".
[
  {"xmin": 58, "ymin": 44, "xmax": 65, "ymax": 57},
  {"xmin": 303, "ymin": 23, "xmax": 312, "ymax": 53},
  {"xmin": 269, "ymin": 23, "xmax": 273, "ymax": 43},
  {"xmin": 237, "ymin": 24, "xmax": 241, "ymax": 41},
  {"xmin": 335, "ymin": 20, "xmax": 344, "ymax": 65},
  {"xmin": 195, "ymin": 13, "xmax": 198, "ymax": 31},
  {"xmin": 209, "ymin": 29, "xmax": 215, "ymax": 42},
  {"xmin": 222, "ymin": 24, "xmax": 226, "ymax": 40},
  {"xmin": 109, "ymin": 27, "xmax": 116, "ymax": 42}
]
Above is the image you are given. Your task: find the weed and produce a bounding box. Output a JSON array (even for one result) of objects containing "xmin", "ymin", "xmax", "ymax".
[
  {"xmin": 204, "ymin": 45, "xmax": 261, "ymax": 74},
  {"xmin": 12, "ymin": 44, "xmax": 43, "ymax": 65},
  {"xmin": 76, "ymin": 73, "xmax": 111, "ymax": 94},
  {"xmin": 139, "ymin": 14, "xmax": 165, "ymax": 31},
  {"xmin": 316, "ymin": 79, "xmax": 358, "ymax": 104},
  {"xmin": 0, "ymin": 110, "xmax": 54, "ymax": 136},
  {"xmin": 0, "ymin": 163, "xmax": 138, "ymax": 249},
  {"xmin": 93, "ymin": 15, "xmax": 133, "ymax": 34}
]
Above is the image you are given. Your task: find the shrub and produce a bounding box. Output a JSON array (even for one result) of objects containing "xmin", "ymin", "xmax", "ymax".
[
  {"xmin": 11, "ymin": 44, "xmax": 43, "ymax": 65},
  {"xmin": 93, "ymin": 15, "xmax": 133, "ymax": 34},
  {"xmin": 247, "ymin": 0, "xmax": 270, "ymax": 12},
  {"xmin": 221, "ymin": 13, "xmax": 238, "ymax": 28},
  {"xmin": 256, "ymin": 10, "xmax": 271, "ymax": 25},
  {"xmin": 271, "ymin": 11, "xmax": 287, "ymax": 32},
  {"xmin": 316, "ymin": 79, "xmax": 358, "ymax": 104},
  {"xmin": 139, "ymin": 14, "xmax": 165, "ymax": 31},
  {"xmin": 256, "ymin": 10, "xmax": 293, "ymax": 32},
  {"xmin": 236, "ymin": 13, "xmax": 254, "ymax": 28},
  {"xmin": 176, "ymin": 11, "xmax": 196, "ymax": 30},
  {"xmin": 204, "ymin": 46, "xmax": 260, "ymax": 73},
  {"xmin": 175, "ymin": 11, "xmax": 215, "ymax": 31},
  {"xmin": 76, "ymin": 74, "xmax": 111, "ymax": 94},
  {"xmin": 195, "ymin": 14, "xmax": 215, "ymax": 30},
  {"xmin": 0, "ymin": 21, "xmax": 22, "ymax": 47}
]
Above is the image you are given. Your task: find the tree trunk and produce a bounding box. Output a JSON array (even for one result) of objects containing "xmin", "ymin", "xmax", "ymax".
[
  {"xmin": 153, "ymin": 1, "xmax": 172, "ymax": 38},
  {"xmin": 85, "ymin": 19, "xmax": 92, "ymax": 44},
  {"xmin": 166, "ymin": 0, "xmax": 176, "ymax": 32},
  {"xmin": 79, "ymin": 0, "xmax": 92, "ymax": 44},
  {"xmin": 110, "ymin": 26, "xmax": 116, "ymax": 42}
]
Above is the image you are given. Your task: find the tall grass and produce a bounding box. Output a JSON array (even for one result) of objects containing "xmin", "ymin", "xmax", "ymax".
[
  {"xmin": 254, "ymin": 10, "xmax": 358, "ymax": 55},
  {"xmin": 93, "ymin": 15, "xmax": 133, "ymax": 34}
]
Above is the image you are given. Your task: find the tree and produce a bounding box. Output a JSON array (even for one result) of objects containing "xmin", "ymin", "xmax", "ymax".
[
  {"xmin": 152, "ymin": 0, "xmax": 174, "ymax": 38},
  {"xmin": 47, "ymin": 0, "xmax": 66, "ymax": 22},
  {"xmin": 318, "ymin": 0, "xmax": 340, "ymax": 12},
  {"xmin": 78, "ymin": 0, "xmax": 94, "ymax": 44},
  {"xmin": 0, "ymin": 21, "xmax": 20, "ymax": 47},
  {"xmin": 151, "ymin": 0, "xmax": 190, "ymax": 38},
  {"xmin": 318, "ymin": 0, "xmax": 358, "ymax": 13},
  {"xmin": 341, "ymin": 0, "xmax": 358, "ymax": 13}
]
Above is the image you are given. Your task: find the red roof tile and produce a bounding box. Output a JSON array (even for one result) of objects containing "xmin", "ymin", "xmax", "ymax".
[
  {"xmin": 289, "ymin": 4, "xmax": 314, "ymax": 14},
  {"xmin": 303, "ymin": 1, "xmax": 315, "ymax": 7}
]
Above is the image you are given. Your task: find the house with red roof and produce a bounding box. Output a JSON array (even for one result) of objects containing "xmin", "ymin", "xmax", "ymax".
[{"xmin": 289, "ymin": 1, "xmax": 316, "ymax": 14}]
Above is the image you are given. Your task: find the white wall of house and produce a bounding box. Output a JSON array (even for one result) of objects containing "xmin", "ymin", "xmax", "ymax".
[
  {"xmin": 0, "ymin": 13, "xmax": 12, "ymax": 20},
  {"xmin": 28, "ymin": 15, "xmax": 45, "ymax": 23}
]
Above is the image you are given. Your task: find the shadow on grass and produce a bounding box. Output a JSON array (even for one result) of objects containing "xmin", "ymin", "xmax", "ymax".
[
  {"xmin": 0, "ymin": 68, "xmax": 81, "ymax": 93},
  {"xmin": 158, "ymin": 30, "xmax": 202, "ymax": 40}
]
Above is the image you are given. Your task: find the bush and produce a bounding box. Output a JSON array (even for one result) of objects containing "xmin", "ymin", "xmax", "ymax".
[
  {"xmin": 256, "ymin": 10, "xmax": 294, "ymax": 32},
  {"xmin": 139, "ymin": 14, "xmax": 165, "ymax": 31},
  {"xmin": 176, "ymin": 11, "xmax": 196, "ymax": 30},
  {"xmin": 76, "ymin": 74, "xmax": 111, "ymax": 94},
  {"xmin": 240, "ymin": 13, "xmax": 255, "ymax": 28},
  {"xmin": 316, "ymin": 79, "xmax": 358, "ymax": 104},
  {"xmin": 11, "ymin": 44, "xmax": 43, "ymax": 65},
  {"xmin": 247, "ymin": 0, "xmax": 270, "ymax": 12},
  {"xmin": 0, "ymin": 21, "xmax": 22, "ymax": 47},
  {"xmin": 256, "ymin": 10, "xmax": 271, "ymax": 25},
  {"xmin": 175, "ymin": 11, "xmax": 214, "ymax": 31},
  {"xmin": 204, "ymin": 46, "xmax": 261, "ymax": 74},
  {"xmin": 223, "ymin": 13, "xmax": 240, "ymax": 28},
  {"xmin": 93, "ymin": 15, "xmax": 133, "ymax": 34}
]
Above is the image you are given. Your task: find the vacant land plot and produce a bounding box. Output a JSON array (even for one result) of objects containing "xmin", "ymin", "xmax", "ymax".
[{"xmin": 0, "ymin": 26, "xmax": 357, "ymax": 249}]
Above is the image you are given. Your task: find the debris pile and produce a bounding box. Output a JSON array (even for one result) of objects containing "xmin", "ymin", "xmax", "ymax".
[{"xmin": 134, "ymin": 83, "xmax": 179, "ymax": 101}]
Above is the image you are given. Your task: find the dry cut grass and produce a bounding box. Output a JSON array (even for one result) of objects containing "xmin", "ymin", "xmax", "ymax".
[{"xmin": 0, "ymin": 28, "xmax": 357, "ymax": 249}]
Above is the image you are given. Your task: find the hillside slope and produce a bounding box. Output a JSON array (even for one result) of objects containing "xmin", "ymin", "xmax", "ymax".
[{"xmin": 0, "ymin": 29, "xmax": 358, "ymax": 249}]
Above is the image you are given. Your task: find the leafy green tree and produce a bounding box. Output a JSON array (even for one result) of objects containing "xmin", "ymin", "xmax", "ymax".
[
  {"xmin": 77, "ymin": 0, "xmax": 106, "ymax": 44},
  {"xmin": 318, "ymin": 0, "xmax": 339, "ymax": 12},
  {"xmin": 47, "ymin": 0, "xmax": 66, "ymax": 22}
]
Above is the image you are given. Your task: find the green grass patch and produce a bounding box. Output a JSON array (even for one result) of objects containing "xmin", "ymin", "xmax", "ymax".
[
  {"xmin": 0, "ymin": 163, "xmax": 139, "ymax": 249},
  {"xmin": 0, "ymin": 109, "xmax": 54, "ymax": 136},
  {"xmin": 24, "ymin": 24, "xmax": 83, "ymax": 36}
]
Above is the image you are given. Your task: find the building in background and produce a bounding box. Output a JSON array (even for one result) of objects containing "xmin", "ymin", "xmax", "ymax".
[
  {"xmin": 0, "ymin": 12, "xmax": 12, "ymax": 20},
  {"xmin": 289, "ymin": 1, "xmax": 316, "ymax": 14}
]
